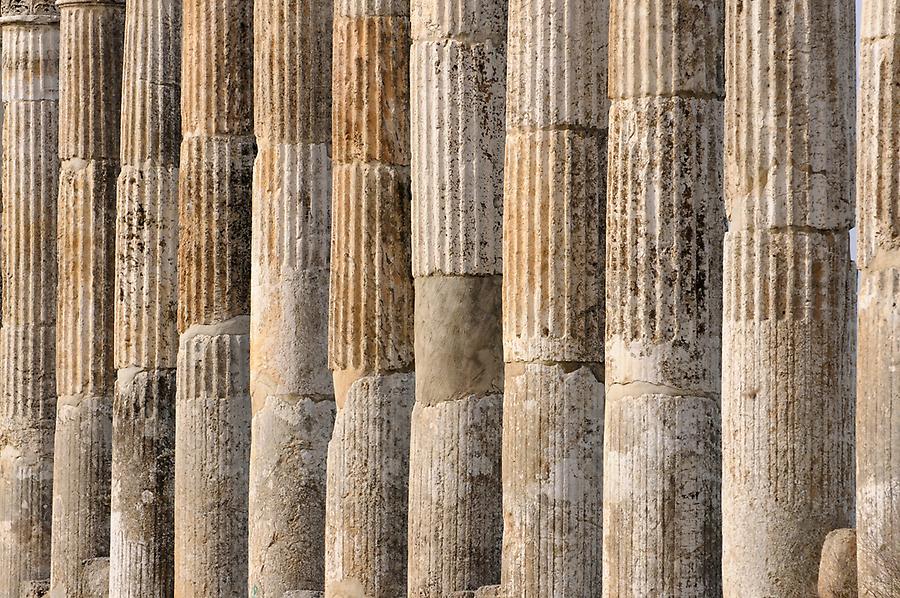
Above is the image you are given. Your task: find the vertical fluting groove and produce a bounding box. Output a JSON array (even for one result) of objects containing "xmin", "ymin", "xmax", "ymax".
[
  {"xmin": 174, "ymin": 0, "xmax": 253, "ymax": 595},
  {"xmin": 603, "ymin": 3, "xmax": 724, "ymax": 596},
  {"xmin": 326, "ymin": 1, "xmax": 414, "ymax": 597},
  {"xmin": 50, "ymin": 1, "xmax": 124, "ymax": 595},
  {"xmin": 498, "ymin": 0, "xmax": 608, "ymax": 595},
  {"xmin": 0, "ymin": 12, "xmax": 59, "ymax": 597},
  {"xmin": 408, "ymin": 0, "xmax": 506, "ymax": 594},
  {"xmin": 722, "ymin": 1, "xmax": 856, "ymax": 596},
  {"xmin": 109, "ymin": 0, "xmax": 181, "ymax": 594},
  {"xmin": 857, "ymin": 1, "xmax": 900, "ymax": 595},
  {"xmin": 248, "ymin": 0, "xmax": 335, "ymax": 595}
]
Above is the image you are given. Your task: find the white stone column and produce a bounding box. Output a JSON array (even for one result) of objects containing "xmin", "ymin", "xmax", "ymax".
[
  {"xmin": 325, "ymin": 0, "xmax": 414, "ymax": 595},
  {"xmin": 498, "ymin": 0, "xmax": 608, "ymax": 595},
  {"xmin": 857, "ymin": 1, "xmax": 900, "ymax": 594},
  {"xmin": 173, "ymin": 0, "xmax": 254, "ymax": 594},
  {"xmin": 0, "ymin": 4, "xmax": 60, "ymax": 596},
  {"xmin": 603, "ymin": 2, "xmax": 724, "ymax": 595},
  {"xmin": 722, "ymin": 1, "xmax": 856, "ymax": 595},
  {"xmin": 108, "ymin": 0, "xmax": 180, "ymax": 594},
  {"xmin": 248, "ymin": 0, "xmax": 334, "ymax": 595},
  {"xmin": 406, "ymin": 0, "xmax": 506, "ymax": 594},
  {"xmin": 50, "ymin": 0, "xmax": 124, "ymax": 594}
]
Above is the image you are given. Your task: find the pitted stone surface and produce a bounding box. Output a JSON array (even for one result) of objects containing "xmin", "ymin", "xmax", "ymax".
[
  {"xmin": 817, "ymin": 529, "xmax": 858, "ymax": 598},
  {"xmin": 174, "ymin": 0, "xmax": 253, "ymax": 595},
  {"xmin": 249, "ymin": 0, "xmax": 335, "ymax": 595},
  {"xmin": 0, "ymin": 11, "xmax": 59, "ymax": 597},
  {"xmin": 603, "ymin": 3, "xmax": 724, "ymax": 594},
  {"xmin": 856, "ymin": 2, "xmax": 900, "ymax": 596},
  {"xmin": 49, "ymin": 2, "xmax": 123, "ymax": 595}
]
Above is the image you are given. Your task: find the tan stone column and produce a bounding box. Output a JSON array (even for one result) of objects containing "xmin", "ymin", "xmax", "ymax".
[
  {"xmin": 722, "ymin": 1, "xmax": 856, "ymax": 595},
  {"xmin": 50, "ymin": 0, "xmax": 124, "ymax": 594},
  {"xmin": 248, "ymin": 0, "xmax": 334, "ymax": 595},
  {"xmin": 857, "ymin": 1, "xmax": 900, "ymax": 594},
  {"xmin": 603, "ymin": 2, "xmax": 724, "ymax": 595},
  {"xmin": 498, "ymin": 0, "xmax": 608, "ymax": 595},
  {"xmin": 325, "ymin": 0, "xmax": 414, "ymax": 595},
  {"xmin": 173, "ymin": 0, "xmax": 253, "ymax": 595},
  {"xmin": 406, "ymin": 0, "xmax": 506, "ymax": 594},
  {"xmin": 108, "ymin": 0, "xmax": 180, "ymax": 594},
  {"xmin": 0, "ymin": 4, "xmax": 60, "ymax": 596}
]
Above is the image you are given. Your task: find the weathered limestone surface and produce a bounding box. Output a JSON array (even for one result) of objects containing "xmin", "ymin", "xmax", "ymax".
[
  {"xmin": 407, "ymin": 0, "xmax": 506, "ymax": 594},
  {"xmin": 20, "ymin": 580, "xmax": 50, "ymax": 598},
  {"xmin": 818, "ymin": 529, "xmax": 858, "ymax": 598},
  {"xmin": 108, "ymin": 0, "xmax": 180, "ymax": 595},
  {"xmin": 722, "ymin": 2, "xmax": 856, "ymax": 596},
  {"xmin": 50, "ymin": 0, "xmax": 124, "ymax": 595},
  {"xmin": 0, "ymin": 4, "xmax": 60, "ymax": 596},
  {"xmin": 498, "ymin": 0, "xmax": 608, "ymax": 595},
  {"xmin": 249, "ymin": 2, "xmax": 335, "ymax": 595},
  {"xmin": 857, "ymin": 2, "xmax": 900, "ymax": 596},
  {"xmin": 174, "ymin": 0, "xmax": 253, "ymax": 595},
  {"xmin": 325, "ymin": 1, "xmax": 414, "ymax": 596},
  {"xmin": 603, "ymin": 2, "xmax": 724, "ymax": 596}
]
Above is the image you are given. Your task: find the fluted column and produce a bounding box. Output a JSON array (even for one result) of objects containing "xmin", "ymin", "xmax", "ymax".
[
  {"xmin": 325, "ymin": 0, "xmax": 414, "ymax": 595},
  {"xmin": 50, "ymin": 0, "xmax": 124, "ymax": 594},
  {"xmin": 406, "ymin": 1, "xmax": 506, "ymax": 595},
  {"xmin": 248, "ymin": 0, "xmax": 334, "ymax": 595},
  {"xmin": 0, "ymin": 3, "xmax": 60, "ymax": 596},
  {"xmin": 722, "ymin": 2, "xmax": 856, "ymax": 595},
  {"xmin": 173, "ymin": 0, "xmax": 254, "ymax": 595},
  {"xmin": 498, "ymin": 0, "xmax": 608, "ymax": 595},
  {"xmin": 857, "ymin": 1, "xmax": 900, "ymax": 595},
  {"xmin": 108, "ymin": 0, "xmax": 181, "ymax": 594},
  {"xmin": 603, "ymin": 3, "xmax": 724, "ymax": 596}
]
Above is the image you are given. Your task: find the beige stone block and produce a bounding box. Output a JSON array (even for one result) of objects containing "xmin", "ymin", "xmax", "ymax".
[{"xmin": 817, "ymin": 529, "xmax": 857, "ymax": 598}]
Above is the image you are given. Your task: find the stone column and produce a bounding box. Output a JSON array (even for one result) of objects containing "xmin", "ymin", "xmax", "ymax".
[
  {"xmin": 325, "ymin": 0, "xmax": 414, "ymax": 595},
  {"xmin": 603, "ymin": 2, "xmax": 724, "ymax": 596},
  {"xmin": 50, "ymin": 0, "xmax": 124, "ymax": 594},
  {"xmin": 498, "ymin": 0, "xmax": 607, "ymax": 595},
  {"xmin": 173, "ymin": 0, "xmax": 253, "ymax": 594},
  {"xmin": 0, "ymin": 3, "xmax": 60, "ymax": 596},
  {"xmin": 248, "ymin": 0, "xmax": 334, "ymax": 596},
  {"xmin": 406, "ymin": 0, "xmax": 506, "ymax": 595},
  {"xmin": 722, "ymin": 1, "xmax": 856, "ymax": 595},
  {"xmin": 108, "ymin": 0, "xmax": 180, "ymax": 594},
  {"xmin": 857, "ymin": 1, "xmax": 900, "ymax": 594}
]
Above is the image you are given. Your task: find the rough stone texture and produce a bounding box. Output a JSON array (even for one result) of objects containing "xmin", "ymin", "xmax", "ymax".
[
  {"xmin": 325, "ymin": 1, "xmax": 414, "ymax": 596},
  {"xmin": 173, "ymin": 0, "xmax": 253, "ymax": 595},
  {"xmin": 50, "ymin": 0, "xmax": 124, "ymax": 595},
  {"xmin": 0, "ymin": 6, "xmax": 59, "ymax": 597},
  {"xmin": 80, "ymin": 558, "xmax": 108, "ymax": 597},
  {"xmin": 248, "ymin": 0, "xmax": 335, "ymax": 596},
  {"xmin": 857, "ymin": 2, "xmax": 900, "ymax": 596},
  {"xmin": 108, "ymin": 0, "xmax": 180, "ymax": 594},
  {"xmin": 603, "ymin": 2, "xmax": 724, "ymax": 596},
  {"xmin": 283, "ymin": 593, "xmax": 324, "ymax": 598},
  {"xmin": 497, "ymin": 0, "xmax": 608, "ymax": 595},
  {"xmin": 722, "ymin": 2, "xmax": 856, "ymax": 596},
  {"xmin": 20, "ymin": 580, "xmax": 49, "ymax": 598},
  {"xmin": 407, "ymin": 0, "xmax": 506, "ymax": 594},
  {"xmin": 818, "ymin": 529, "xmax": 858, "ymax": 598}
]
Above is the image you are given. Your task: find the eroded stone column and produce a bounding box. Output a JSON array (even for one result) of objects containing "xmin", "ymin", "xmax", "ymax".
[
  {"xmin": 498, "ymin": 0, "xmax": 608, "ymax": 594},
  {"xmin": 857, "ymin": 1, "xmax": 900, "ymax": 594},
  {"xmin": 0, "ymin": 4, "xmax": 60, "ymax": 596},
  {"xmin": 248, "ymin": 0, "xmax": 334, "ymax": 595},
  {"xmin": 108, "ymin": 0, "xmax": 180, "ymax": 594},
  {"xmin": 325, "ymin": 0, "xmax": 414, "ymax": 595},
  {"xmin": 722, "ymin": 2, "xmax": 856, "ymax": 595},
  {"xmin": 407, "ymin": 0, "xmax": 506, "ymax": 594},
  {"xmin": 173, "ymin": 0, "xmax": 253, "ymax": 594},
  {"xmin": 50, "ymin": 0, "xmax": 124, "ymax": 594},
  {"xmin": 603, "ymin": 2, "xmax": 724, "ymax": 596}
]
